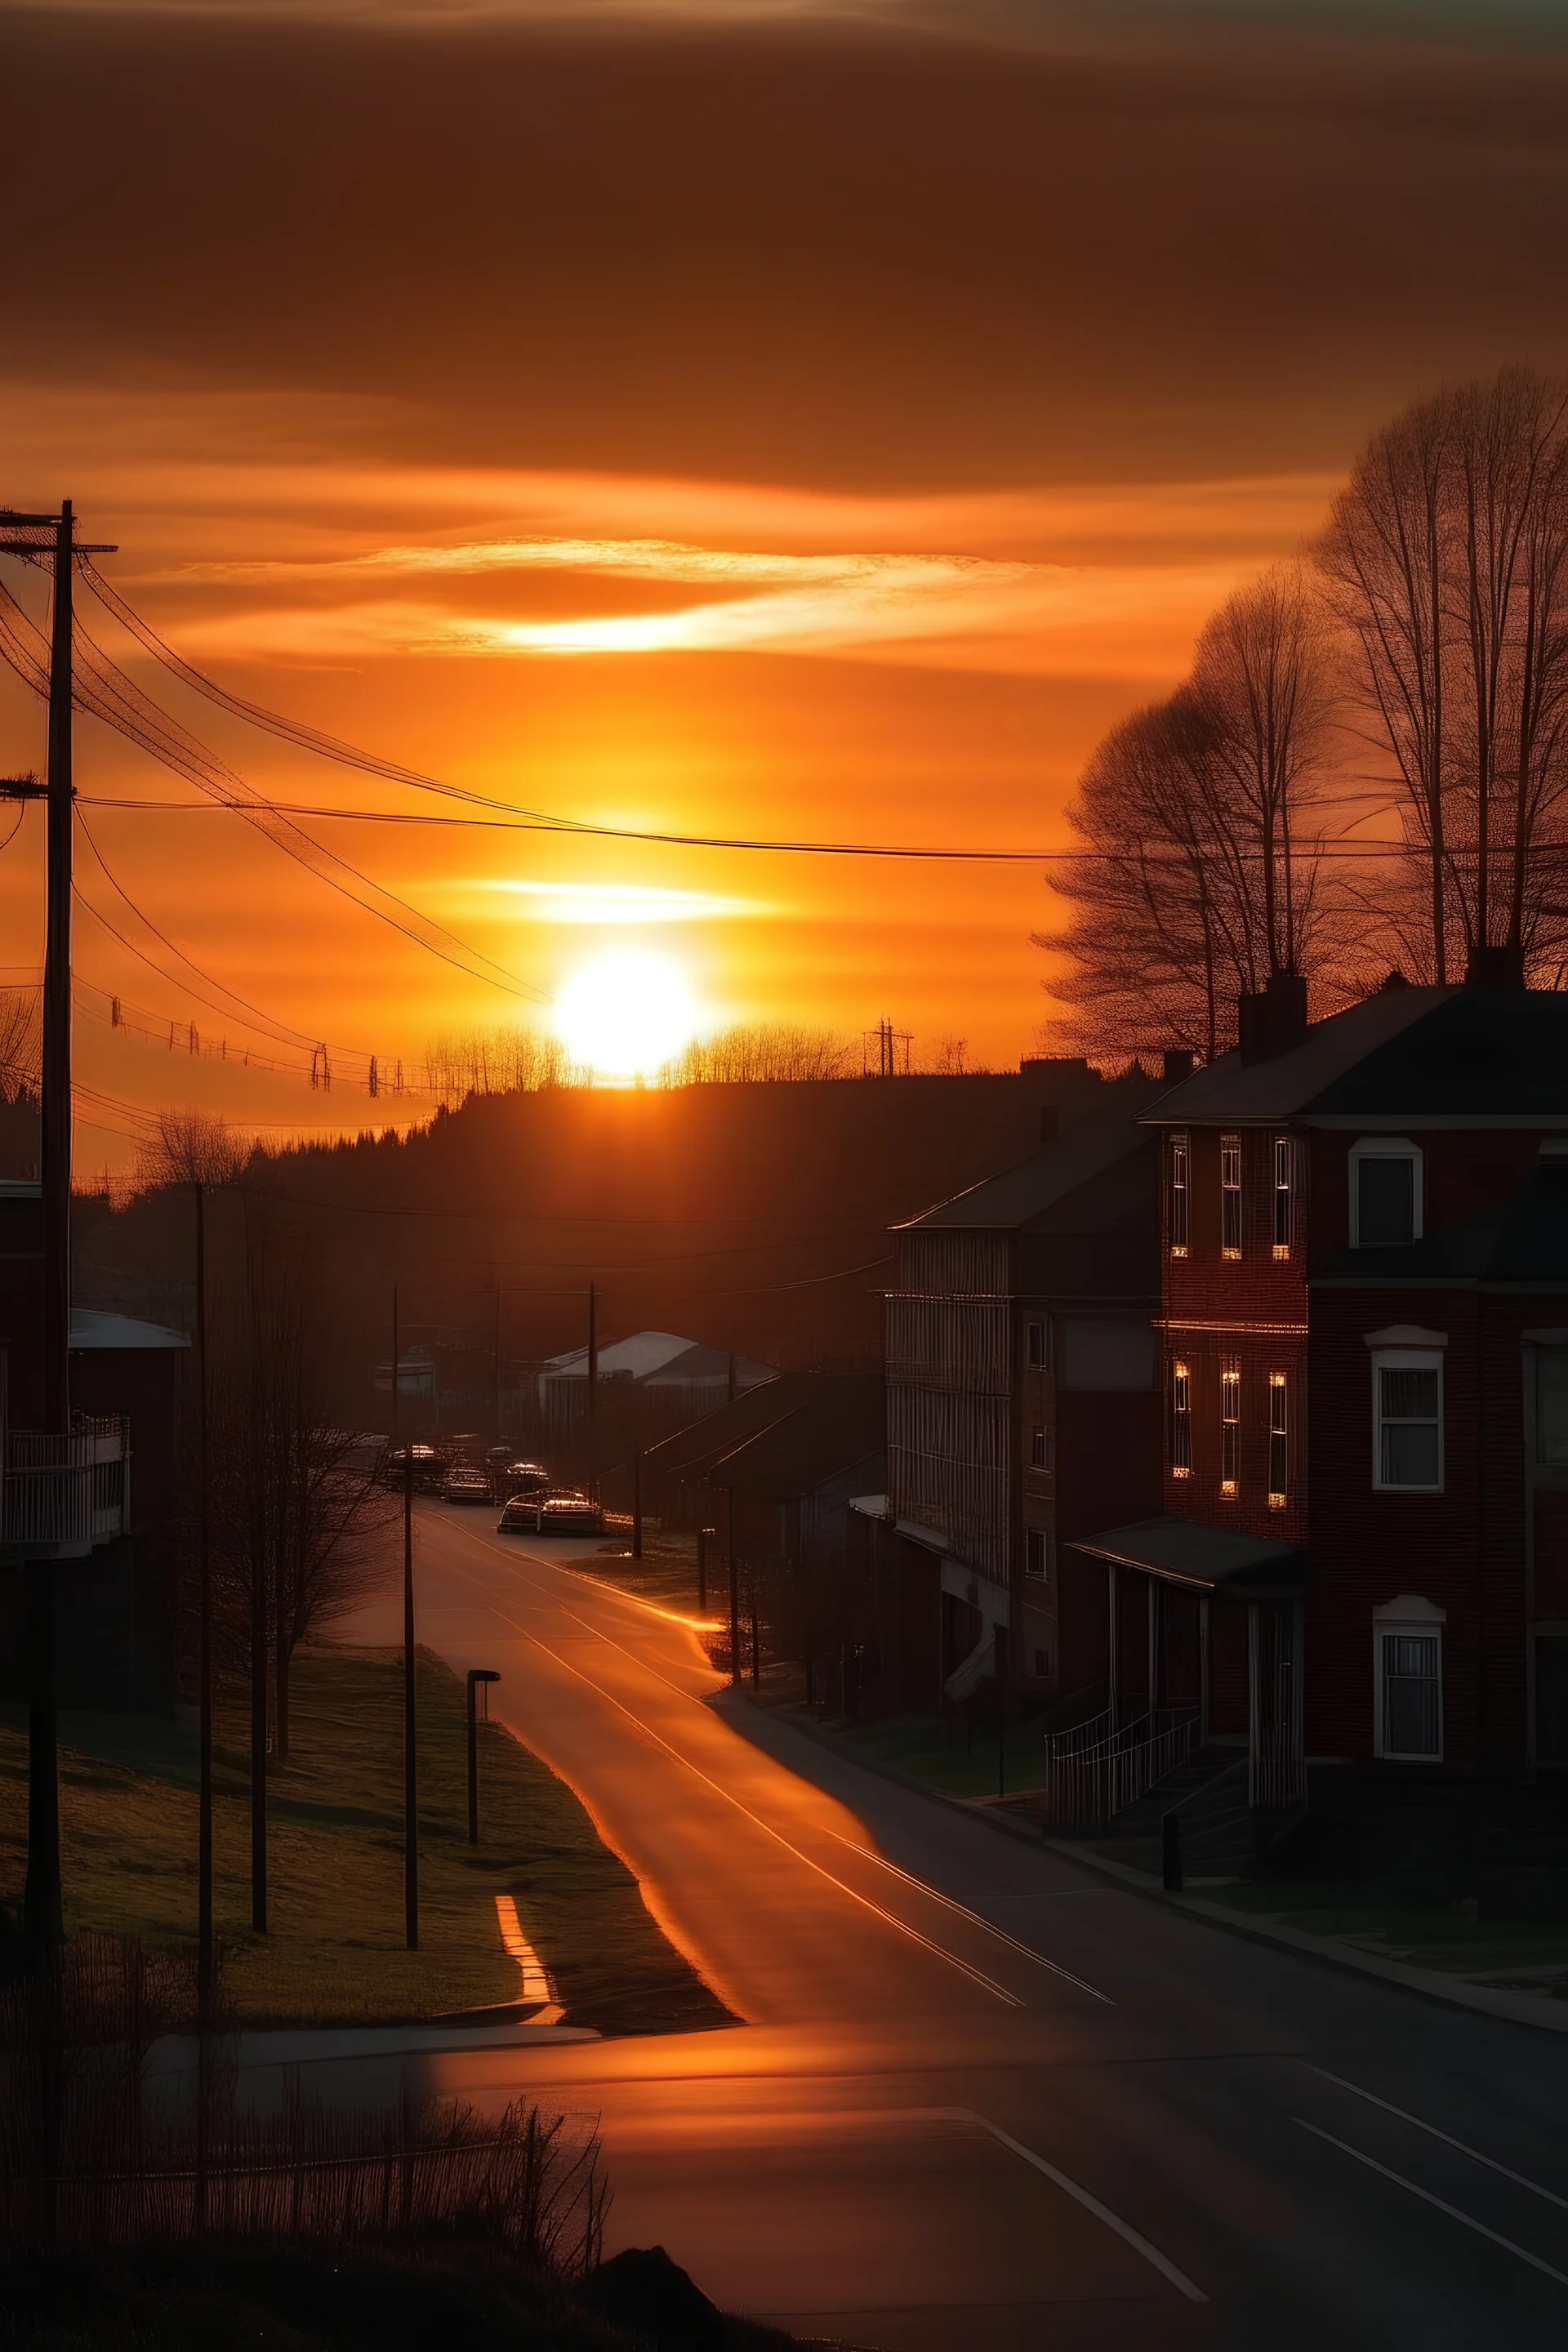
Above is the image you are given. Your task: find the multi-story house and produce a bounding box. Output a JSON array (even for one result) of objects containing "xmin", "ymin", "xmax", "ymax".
[
  {"xmin": 1071, "ymin": 978, "xmax": 1568, "ymax": 1812},
  {"xmin": 856, "ymin": 1080, "xmax": 1168, "ymax": 1717}
]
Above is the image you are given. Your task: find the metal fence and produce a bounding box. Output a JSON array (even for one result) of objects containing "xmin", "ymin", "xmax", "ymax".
[
  {"xmin": 1040, "ymin": 1704, "xmax": 1203, "ymax": 1829},
  {"xmin": 2, "ymin": 1418, "xmax": 128, "ymax": 1548}
]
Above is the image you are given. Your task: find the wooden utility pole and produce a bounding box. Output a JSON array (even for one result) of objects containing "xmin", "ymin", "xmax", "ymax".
[
  {"xmin": 403, "ymin": 1447, "xmax": 417, "ymax": 1949},
  {"xmin": 3, "ymin": 501, "xmax": 115, "ymax": 1960},
  {"xmin": 586, "ymin": 1281, "xmax": 598, "ymax": 1498},
  {"xmin": 727, "ymin": 1487, "xmax": 739, "ymax": 1689},
  {"xmin": 195, "ymin": 1181, "xmax": 213, "ymax": 2010},
  {"xmin": 631, "ymin": 1449, "xmax": 643, "ymax": 1559}
]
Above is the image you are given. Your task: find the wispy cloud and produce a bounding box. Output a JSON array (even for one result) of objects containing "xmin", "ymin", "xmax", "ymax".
[{"xmin": 473, "ymin": 878, "xmax": 765, "ymax": 923}]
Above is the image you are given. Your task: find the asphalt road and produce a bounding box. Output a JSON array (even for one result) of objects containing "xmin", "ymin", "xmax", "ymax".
[{"xmin": 344, "ymin": 1502, "xmax": 1568, "ymax": 2350}]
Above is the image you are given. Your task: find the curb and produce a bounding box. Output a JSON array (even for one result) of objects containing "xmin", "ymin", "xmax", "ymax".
[
  {"xmin": 145, "ymin": 2018, "xmax": 601, "ymax": 2076},
  {"xmin": 719, "ymin": 1692, "xmax": 1568, "ymax": 2038}
]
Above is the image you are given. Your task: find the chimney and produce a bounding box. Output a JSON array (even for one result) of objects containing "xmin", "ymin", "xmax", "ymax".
[
  {"xmin": 1162, "ymin": 1048, "xmax": 1195, "ymax": 1084},
  {"xmin": 1238, "ymin": 971, "xmax": 1309, "ymax": 1065},
  {"xmin": 1464, "ymin": 942, "xmax": 1525, "ymax": 989}
]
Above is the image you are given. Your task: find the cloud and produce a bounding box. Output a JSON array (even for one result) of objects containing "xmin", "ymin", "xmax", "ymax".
[{"xmin": 473, "ymin": 877, "xmax": 767, "ymax": 921}]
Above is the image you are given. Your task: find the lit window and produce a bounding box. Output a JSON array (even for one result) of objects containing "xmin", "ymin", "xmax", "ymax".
[
  {"xmin": 1169, "ymin": 1134, "xmax": 1190, "ymax": 1257},
  {"xmin": 1351, "ymin": 1138, "xmax": 1422, "ymax": 1248},
  {"xmin": 1031, "ymin": 1425, "xmax": 1054, "ymax": 1472},
  {"xmin": 1220, "ymin": 1361, "xmax": 1240, "ymax": 1495},
  {"xmin": 1025, "ymin": 1527, "xmax": 1053, "ymax": 1582},
  {"xmin": 1027, "ymin": 1320, "xmax": 1049, "ymax": 1370},
  {"xmin": 1374, "ymin": 1351, "xmax": 1442, "ymax": 1491},
  {"xmin": 1268, "ymin": 1374, "xmax": 1289, "ymax": 1507},
  {"xmin": 1221, "ymin": 1134, "xmax": 1242, "ymax": 1258},
  {"xmin": 1272, "ymin": 1136, "xmax": 1294, "ymax": 1258},
  {"xmin": 1374, "ymin": 1603, "xmax": 1445, "ymax": 1761},
  {"xmin": 1171, "ymin": 1358, "xmax": 1192, "ymax": 1476}
]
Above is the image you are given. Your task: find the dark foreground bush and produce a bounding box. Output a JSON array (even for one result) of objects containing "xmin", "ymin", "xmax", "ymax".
[{"xmin": 0, "ymin": 2240, "xmax": 807, "ymax": 2352}]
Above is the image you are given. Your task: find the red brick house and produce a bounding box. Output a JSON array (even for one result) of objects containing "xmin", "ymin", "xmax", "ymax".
[{"xmin": 1071, "ymin": 979, "xmax": 1568, "ymax": 1816}]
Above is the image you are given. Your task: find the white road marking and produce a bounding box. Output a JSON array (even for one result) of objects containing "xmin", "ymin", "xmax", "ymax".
[
  {"xmin": 916, "ymin": 2108, "xmax": 1207, "ymax": 2302},
  {"xmin": 430, "ymin": 1538, "xmax": 1026, "ymax": 2009},
  {"xmin": 494, "ymin": 1895, "xmax": 564, "ymax": 2022},
  {"xmin": 1294, "ymin": 2118, "xmax": 1568, "ymax": 2292},
  {"xmin": 1306, "ymin": 2067, "xmax": 1568, "ymax": 2214},
  {"xmin": 462, "ymin": 1527, "xmax": 1113, "ymax": 2007}
]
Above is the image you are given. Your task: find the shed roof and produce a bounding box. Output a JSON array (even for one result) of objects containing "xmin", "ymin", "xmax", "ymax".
[
  {"xmin": 1069, "ymin": 1515, "xmax": 1303, "ymax": 1595},
  {"xmin": 69, "ymin": 1308, "xmax": 188, "ymax": 1352}
]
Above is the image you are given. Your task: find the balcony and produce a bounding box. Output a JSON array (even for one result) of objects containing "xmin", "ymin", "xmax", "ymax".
[{"xmin": 2, "ymin": 1417, "xmax": 129, "ymax": 1557}]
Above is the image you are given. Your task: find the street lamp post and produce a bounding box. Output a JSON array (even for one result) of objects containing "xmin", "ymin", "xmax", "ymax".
[{"xmin": 466, "ymin": 1669, "xmax": 501, "ymax": 1844}]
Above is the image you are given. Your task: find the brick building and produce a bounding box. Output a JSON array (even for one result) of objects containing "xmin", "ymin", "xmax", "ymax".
[
  {"xmin": 1073, "ymin": 980, "xmax": 1568, "ymax": 1812},
  {"xmin": 857, "ymin": 1081, "xmax": 1165, "ymax": 1717}
]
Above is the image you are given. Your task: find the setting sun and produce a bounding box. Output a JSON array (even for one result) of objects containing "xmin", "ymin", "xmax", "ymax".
[{"xmin": 554, "ymin": 950, "xmax": 700, "ymax": 1079}]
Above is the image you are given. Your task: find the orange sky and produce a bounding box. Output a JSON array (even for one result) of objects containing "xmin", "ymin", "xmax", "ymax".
[{"xmin": 3, "ymin": 3, "xmax": 1568, "ymax": 1168}]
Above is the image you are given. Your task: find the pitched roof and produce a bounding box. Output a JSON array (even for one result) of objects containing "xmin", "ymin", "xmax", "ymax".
[
  {"xmin": 706, "ymin": 1373, "xmax": 884, "ymax": 1499},
  {"xmin": 897, "ymin": 1081, "xmax": 1164, "ymax": 1232},
  {"xmin": 639, "ymin": 1370, "xmax": 813, "ymax": 1476},
  {"xmin": 1146, "ymin": 986, "xmax": 1568, "ymax": 1127},
  {"xmin": 541, "ymin": 1329, "xmax": 773, "ymax": 1386}
]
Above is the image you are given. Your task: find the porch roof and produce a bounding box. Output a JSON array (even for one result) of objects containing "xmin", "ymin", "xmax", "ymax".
[{"xmin": 1069, "ymin": 1515, "xmax": 1304, "ymax": 1597}]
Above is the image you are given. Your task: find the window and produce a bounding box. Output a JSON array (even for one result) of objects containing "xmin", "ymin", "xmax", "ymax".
[
  {"xmin": 1033, "ymin": 1646, "xmax": 1051, "ymax": 1680},
  {"xmin": 1272, "ymin": 1136, "xmax": 1294, "ymax": 1258},
  {"xmin": 1027, "ymin": 1319, "xmax": 1049, "ymax": 1370},
  {"xmin": 1031, "ymin": 1424, "xmax": 1054, "ymax": 1472},
  {"xmin": 1221, "ymin": 1134, "xmax": 1242, "ymax": 1258},
  {"xmin": 1268, "ymin": 1374, "xmax": 1289, "ymax": 1508},
  {"xmin": 1351, "ymin": 1138, "xmax": 1422, "ymax": 1248},
  {"xmin": 1537, "ymin": 1349, "xmax": 1568, "ymax": 1467},
  {"xmin": 1374, "ymin": 1351, "xmax": 1443, "ymax": 1491},
  {"xmin": 1374, "ymin": 1600, "xmax": 1445, "ymax": 1761},
  {"xmin": 1220, "ymin": 1361, "xmax": 1240, "ymax": 1495},
  {"xmin": 1171, "ymin": 1358, "xmax": 1192, "ymax": 1476},
  {"xmin": 1025, "ymin": 1527, "xmax": 1054, "ymax": 1582},
  {"xmin": 1169, "ymin": 1134, "xmax": 1190, "ymax": 1257}
]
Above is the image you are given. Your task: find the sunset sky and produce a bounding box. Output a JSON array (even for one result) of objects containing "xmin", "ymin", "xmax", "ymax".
[{"xmin": 5, "ymin": 0, "xmax": 1568, "ymax": 1165}]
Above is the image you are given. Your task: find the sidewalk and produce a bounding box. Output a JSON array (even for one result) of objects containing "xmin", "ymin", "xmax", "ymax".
[{"xmin": 752, "ymin": 1695, "xmax": 1568, "ymax": 2037}]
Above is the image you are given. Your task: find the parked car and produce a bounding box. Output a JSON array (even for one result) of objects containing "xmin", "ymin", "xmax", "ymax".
[
  {"xmin": 497, "ymin": 1458, "xmax": 551, "ymax": 1501},
  {"xmin": 442, "ymin": 1464, "xmax": 493, "ymax": 1505},
  {"xmin": 498, "ymin": 1486, "xmax": 604, "ymax": 1536},
  {"xmin": 381, "ymin": 1441, "xmax": 441, "ymax": 1492}
]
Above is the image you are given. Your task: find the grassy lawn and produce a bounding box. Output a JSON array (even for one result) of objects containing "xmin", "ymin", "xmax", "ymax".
[
  {"xmin": 1204, "ymin": 1878, "xmax": 1568, "ymax": 1989},
  {"xmin": 777, "ymin": 1705, "xmax": 1047, "ymax": 1800},
  {"xmin": 586, "ymin": 1529, "xmax": 712, "ymax": 1618},
  {"xmin": 0, "ymin": 1646, "xmax": 732, "ymax": 2035}
]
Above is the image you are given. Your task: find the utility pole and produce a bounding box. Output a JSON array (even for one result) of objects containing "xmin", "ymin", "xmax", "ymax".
[
  {"xmin": 403, "ymin": 1444, "xmax": 417, "ymax": 1949},
  {"xmin": 631, "ymin": 1449, "xmax": 643, "ymax": 1560},
  {"xmin": 727, "ymin": 1487, "xmax": 739, "ymax": 1689},
  {"xmin": 492, "ymin": 1282, "xmax": 502, "ymax": 1444},
  {"xmin": 195, "ymin": 1180, "xmax": 213, "ymax": 2011},
  {"xmin": 586, "ymin": 1281, "xmax": 598, "ymax": 1499},
  {"xmin": 697, "ymin": 1524, "xmax": 710, "ymax": 1615},
  {"xmin": 4, "ymin": 502, "xmax": 114, "ymax": 1959}
]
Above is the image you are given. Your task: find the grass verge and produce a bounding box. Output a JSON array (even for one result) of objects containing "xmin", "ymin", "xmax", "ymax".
[
  {"xmin": 0, "ymin": 1646, "xmax": 733, "ymax": 2035},
  {"xmin": 1200, "ymin": 1877, "xmax": 1568, "ymax": 1991},
  {"xmin": 773, "ymin": 1704, "xmax": 1047, "ymax": 1801}
]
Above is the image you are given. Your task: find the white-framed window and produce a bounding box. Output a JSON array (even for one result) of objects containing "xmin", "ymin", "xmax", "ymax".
[
  {"xmin": 1373, "ymin": 1348, "xmax": 1443, "ymax": 1491},
  {"xmin": 1031, "ymin": 1424, "xmax": 1054, "ymax": 1472},
  {"xmin": 1272, "ymin": 1135, "xmax": 1294, "ymax": 1258},
  {"xmin": 1220, "ymin": 1360, "xmax": 1240, "ymax": 1495},
  {"xmin": 1171, "ymin": 1357, "xmax": 1192, "ymax": 1476},
  {"xmin": 1267, "ymin": 1373, "xmax": 1289, "ymax": 1508},
  {"xmin": 1169, "ymin": 1133, "xmax": 1190, "ymax": 1258},
  {"xmin": 1025, "ymin": 1526, "xmax": 1054, "ymax": 1583},
  {"xmin": 1027, "ymin": 1318, "xmax": 1049, "ymax": 1370},
  {"xmin": 1351, "ymin": 1136, "xmax": 1423, "ymax": 1249},
  {"xmin": 1221, "ymin": 1134, "xmax": 1242, "ymax": 1258},
  {"xmin": 1373, "ymin": 1597, "xmax": 1445, "ymax": 1761}
]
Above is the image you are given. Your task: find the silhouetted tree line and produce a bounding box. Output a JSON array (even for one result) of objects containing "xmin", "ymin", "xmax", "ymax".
[{"xmin": 1041, "ymin": 368, "xmax": 1568, "ymax": 1056}]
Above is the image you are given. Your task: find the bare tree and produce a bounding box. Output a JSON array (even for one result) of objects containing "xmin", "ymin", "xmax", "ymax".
[
  {"xmin": 1319, "ymin": 367, "xmax": 1568, "ymax": 981},
  {"xmin": 1189, "ymin": 564, "xmax": 1334, "ymax": 982},
  {"xmin": 662, "ymin": 1024, "xmax": 856, "ymax": 1084},
  {"xmin": 136, "ymin": 1106, "xmax": 251, "ymax": 1193},
  {"xmin": 423, "ymin": 1024, "xmax": 571, "ymax": 1107},
  {"xmin": 210, "ymin": 1241, "xmax": 396, "ymax": 1758},
  {"xmin": 0, "ymin": 986, "xmax": 41, "ymax": 1101}
]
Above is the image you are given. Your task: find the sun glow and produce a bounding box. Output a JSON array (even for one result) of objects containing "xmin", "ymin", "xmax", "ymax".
[{"xmin": 555, "ymin": 950, "xmax": 700, "ymax": 1080}]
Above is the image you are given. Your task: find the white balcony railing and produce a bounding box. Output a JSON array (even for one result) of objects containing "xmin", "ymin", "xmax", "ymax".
[{"xmin": 2, "ymin": 1418, "xmax": 129, "ymax": 1552}]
